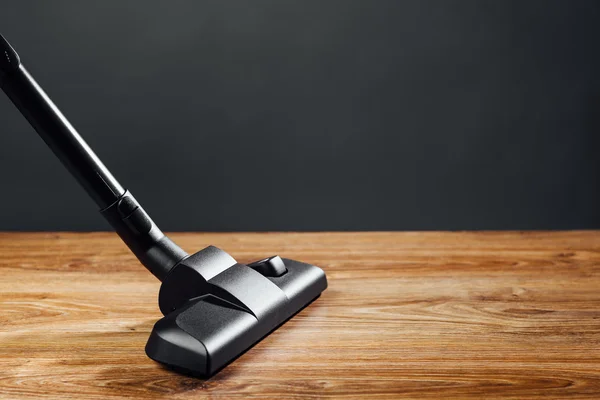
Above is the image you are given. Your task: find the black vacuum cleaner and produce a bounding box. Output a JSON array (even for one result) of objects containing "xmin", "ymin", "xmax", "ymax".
[{"xmin": 0, "ymin": 33, "xmax": 327, "ymax": 377}]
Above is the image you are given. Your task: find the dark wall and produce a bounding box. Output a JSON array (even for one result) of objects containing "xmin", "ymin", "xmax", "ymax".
[{"xmin": 1, "ymin": 0, "xmax": 599, "ymax": 231}]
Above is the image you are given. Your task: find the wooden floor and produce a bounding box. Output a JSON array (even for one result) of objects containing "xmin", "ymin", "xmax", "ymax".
[{"xmin": 0, "ymin": 232, "xmax": 599, "ymax": 399}]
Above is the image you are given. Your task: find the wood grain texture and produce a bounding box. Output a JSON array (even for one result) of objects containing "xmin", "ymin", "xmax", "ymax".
[{"xmin": 0, "ymin": 231, "xmax": 599, "ymax": 399}]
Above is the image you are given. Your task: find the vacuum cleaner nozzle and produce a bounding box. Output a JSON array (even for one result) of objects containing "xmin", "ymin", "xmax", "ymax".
[
  {"xmin": 0, "ymin": 32, "xmax": 327, "ymax": 377},
  {"xmin": 148, "ymin": 247, "xmax": 326, "ymax": 376}
]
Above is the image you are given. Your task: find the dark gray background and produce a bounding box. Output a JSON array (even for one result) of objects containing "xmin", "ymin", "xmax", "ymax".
[{"xmin": 1, "ymin": 0, "xmax": 599, "ymax": 231}]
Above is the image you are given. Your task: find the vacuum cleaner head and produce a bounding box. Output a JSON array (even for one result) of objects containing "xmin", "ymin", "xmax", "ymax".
[
  {"xmin": 0, "ymin": 33, "xmax": 327, "ymax": 377},
  {"xmin": 148, "ymin": 248, "xmax": 326, "ymax": 376}
]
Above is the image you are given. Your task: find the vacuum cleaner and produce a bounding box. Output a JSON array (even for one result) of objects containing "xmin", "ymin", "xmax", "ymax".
[{"xmin": 0, "ymin": 33, "xmax": 327, "ymax": 377}]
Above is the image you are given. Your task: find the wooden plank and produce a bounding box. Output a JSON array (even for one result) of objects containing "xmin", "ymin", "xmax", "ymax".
[{"xmin": 0, "ymin": 231, "xmax": 599, "ymax": 399}]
